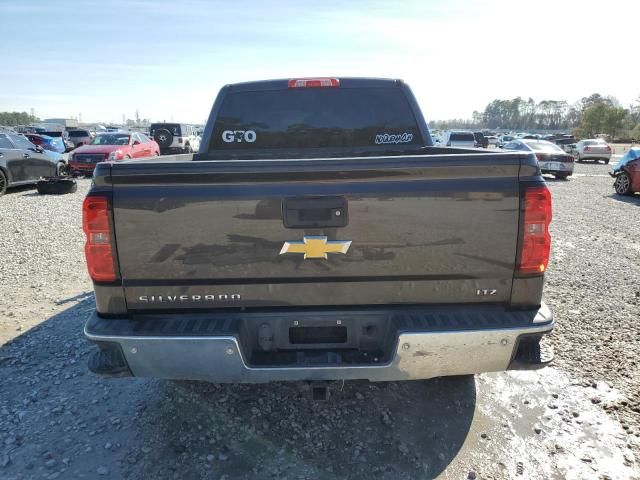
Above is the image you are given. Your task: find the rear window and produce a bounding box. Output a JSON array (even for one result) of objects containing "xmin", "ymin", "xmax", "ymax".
[
  {"xmin": 210, "ymin": 87, "xmax": 422, "ymax": 152},
  {"xmin": 42, "ymin": 131, "xmax": 63, "ymax": 138},
  {"xmin": 68, "ymin": 130, "xmax": 88, "ymax": 137},
  {"xmin": 525, "ymin": 141, "xmax": 563, "ymax": 152},
  {"xmin": 450, "ymin": 132, "xmax": 475, "ymax": 142}
]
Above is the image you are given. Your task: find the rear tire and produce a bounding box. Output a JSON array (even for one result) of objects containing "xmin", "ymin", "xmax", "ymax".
[
  {"xmin": 555, "ymin": 173, "xmax": 570, "ymax": 180},
  {"xmin": 604, "ymin": 158, "xmax": 610, "ymax": 164},
  {"xmin": 0, "ymin": 169, "xmax": 7, "ymax": 196},
  {"xmin": 614, "ymin": 172, "xmax": 633, "ymax": 195},
  {"xmin": 154, "ymin": 129, "xmax": 173, "ymax": 149},
  {"xmin": 36, "ymin": 177, "xmax": 77, "ymax": 195}
]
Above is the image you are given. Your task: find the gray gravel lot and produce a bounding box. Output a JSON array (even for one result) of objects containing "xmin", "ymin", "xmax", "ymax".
[{"xmin": 0, "ymin": 164, "xmax": 639, "ymax": 479}]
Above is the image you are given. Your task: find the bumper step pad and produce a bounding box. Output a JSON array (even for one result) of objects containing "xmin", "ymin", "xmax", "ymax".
[
  {"xmin": 509, "ymin": 335, "xmax": 555, "ymax": 370},
  {"xmin": 88, "ymin": 343, "xmax": 132, "ymax": 377}
]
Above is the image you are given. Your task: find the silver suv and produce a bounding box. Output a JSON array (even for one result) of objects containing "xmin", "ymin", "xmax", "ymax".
[
  {"xmin": 150, "ymin": 123, "xmax": 198, "ymax": 154},
  {"xmin": 66, "ymin": 129, "xmax": 94, "ymax": 148}
]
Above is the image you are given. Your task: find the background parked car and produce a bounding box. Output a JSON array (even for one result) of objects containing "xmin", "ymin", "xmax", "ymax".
[
  {"xmin": 611, "ymin": 147, "xmax": 640, "ymax": 196},
  {"xmin": 503, "ymin": 138, "xmax": 574, "ymax": 179},
  {"xmin": 443, "ymin": 130, "xmax": 476, "ymax": 148},
  {"xmin": 149, "ymin": 123, "xmax": 198, "ymax": 154},
  {"xmin": 66, "ymin": 129, "xmax": 94, "ymax": 148},
  {"xmin": 484, "ymin": 134, "xmax": 499, "ymax": 146},
  {"xmin": 0, "ymin": 133, "xmax": 65, "ymax": 196},
  {"xmin": 498, "ymin": 134, "xmax": 515, "ymax": 147},
  {"xmin": 24, "ymin": 134, "xmax": 66, "ymax": 154},
  {"xmin": 473, "ymin": 131, "xmax": 489, "ymax": 148},
  {"xmin": 68, "ymin": 132, "xmax": 159, "ymax": 175},
  {"xmin": 47, "ymin": 132, "xmax": 76, "ymax": 152},
  {"xmin": 544, "ymin": 134, "xmax": 577, "ymax": 153},
  {"xmin": 574, "ymin": 139, "xmax": 612, "ymax": 164}
]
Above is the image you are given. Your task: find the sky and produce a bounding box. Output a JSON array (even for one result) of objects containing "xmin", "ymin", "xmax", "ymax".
[{"xmin": 1, "ymin": 0, "xmax": 638, "ymax": 124}]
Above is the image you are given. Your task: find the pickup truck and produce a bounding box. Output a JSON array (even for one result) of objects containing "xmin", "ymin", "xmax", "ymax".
[{"xmin": 83, "ymin": 77, "xmax": 554, "ymax": 385}]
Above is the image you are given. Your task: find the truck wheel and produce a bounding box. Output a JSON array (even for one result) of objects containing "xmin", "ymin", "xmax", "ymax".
[
  {"xmin": 614, "ymin": 172, "xmax": 632, "ymax": 195},
  {"xmin": 0, "ymin": 169, "xmax": 7, "ymax": 196}
]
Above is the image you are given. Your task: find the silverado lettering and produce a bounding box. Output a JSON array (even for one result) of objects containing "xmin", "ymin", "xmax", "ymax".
[{"xmin": 138, "ymin": 294, "xmax": 242, "ymax": 302}]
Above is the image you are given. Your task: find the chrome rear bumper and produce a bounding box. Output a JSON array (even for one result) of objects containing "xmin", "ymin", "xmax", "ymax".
[{"xmin": 85, "ymin": 304, "xmax": 554, "ymax": 383}]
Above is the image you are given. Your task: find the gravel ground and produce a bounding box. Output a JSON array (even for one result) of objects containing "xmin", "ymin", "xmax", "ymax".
[{"xmin": 0, "ymin": 164, "xmax": 639, "ymax": 480}]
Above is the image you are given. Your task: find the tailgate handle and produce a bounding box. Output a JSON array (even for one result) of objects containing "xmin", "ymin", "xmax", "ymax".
[{"xmin": 283, "ymin": 196, "xmax": 348, "ymax": 228}]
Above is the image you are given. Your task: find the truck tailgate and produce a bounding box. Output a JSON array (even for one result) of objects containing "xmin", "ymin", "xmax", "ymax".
[{"xmin": 110, "ymin": 154, "xmax": 523, "ymax": 310}]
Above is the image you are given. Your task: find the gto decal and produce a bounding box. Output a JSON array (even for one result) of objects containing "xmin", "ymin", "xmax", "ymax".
[{"xmin": 222, "ymin": 130, "xmax": 257, "ymax": 143}]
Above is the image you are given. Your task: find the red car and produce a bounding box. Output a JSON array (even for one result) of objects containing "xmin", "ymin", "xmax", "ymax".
[
  {"xmin": 612, "ymin": 147, "xmax": 640, "ymax": 195},
  {"xmin": 69, "ymin": 132, "xmax": 160, "ymax": 175}
]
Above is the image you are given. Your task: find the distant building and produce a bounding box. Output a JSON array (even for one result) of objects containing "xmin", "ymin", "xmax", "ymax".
[{"xmin": 43, "ymin": 118, "xmax": 79, "ymax": 128}]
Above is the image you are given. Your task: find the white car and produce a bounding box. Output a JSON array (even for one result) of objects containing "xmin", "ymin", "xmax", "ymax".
[
  {"xmin": 443, "ymin": 131, "xmax": 476, "ymax": 148},
  {"xmin": 503, "ymin": 139, "xmax": 574, "ymax": 179},
  {"xmin": 485, "ymin": 135, "xmax": 499, "ymax": 146},
  {"xmin": 192, "ymin": 135, "xmax": 202, "ymax": 153},
  {"xmin": 574, "ymin": 139, "xmax": 612, "ymax": 164},
  {"xmin": 498, "ymin": 134, "xmax": 515, "ymax": 147}
]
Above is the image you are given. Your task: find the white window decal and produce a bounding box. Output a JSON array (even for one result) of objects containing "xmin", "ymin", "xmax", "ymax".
[
  {"xmin": 222, "ymin": 130, "xmax": 257, "ymax": 143},
  {"xmin": 375, "ymin": 133, "xmax": 414, "ymax": 145}
]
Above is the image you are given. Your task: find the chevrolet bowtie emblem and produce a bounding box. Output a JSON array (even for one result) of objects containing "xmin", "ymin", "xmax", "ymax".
[{"xmin": 280, "ymin": 236, "xmax": 352, "ymax": 259}]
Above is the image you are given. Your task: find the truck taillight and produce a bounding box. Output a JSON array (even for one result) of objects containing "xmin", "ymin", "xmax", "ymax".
[
  {"xmin": 288, "ymin": 78, "xmax": 340, "ymax": 88},
  {"xmin": 82, "ymin": 195, "xmax": 116, "ymax": 282},
  {"xmin": 518, "ymin": 186, "xmax": 552, "ymax": 275}
]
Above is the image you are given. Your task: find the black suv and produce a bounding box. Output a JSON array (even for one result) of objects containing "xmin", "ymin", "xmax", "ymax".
[
  {"xmin": 473, "ymin": 131, "xmax": 488, "ymax": 148},
  {"xmin": 149, "ymin": 123, "xmax": 198, "ymax": 154}
]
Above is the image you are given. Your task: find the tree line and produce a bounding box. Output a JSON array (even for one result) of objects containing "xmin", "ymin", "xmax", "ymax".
[
  {"xmin": 0, "ymin": 111, "xmax": 39, "ymax": 127},
  {"xmin": 432, "ymin": 93, "xmax": 640, "ymax": 141}
]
